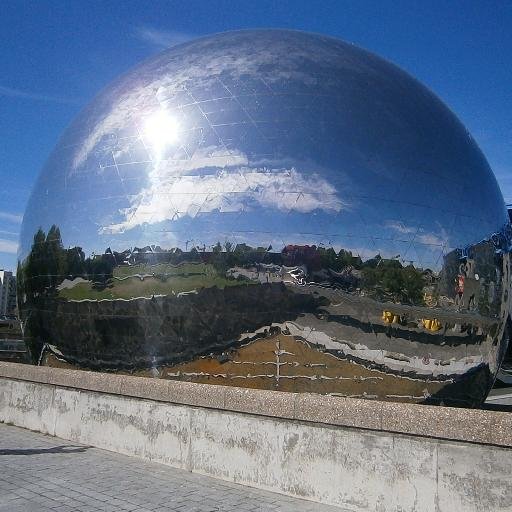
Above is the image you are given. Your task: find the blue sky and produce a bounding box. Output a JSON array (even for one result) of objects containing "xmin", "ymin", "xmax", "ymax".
[{"xmin": 1, "ymin": 0, "xmax": 511, "ymax": 271}]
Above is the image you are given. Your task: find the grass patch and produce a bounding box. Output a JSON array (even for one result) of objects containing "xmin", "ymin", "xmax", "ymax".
[
  {"xmin": 113, "ymin": 262, "xmax": 212, "ymax": 279},
  {"xmin": 59, "ymin": 263, "xmax": 252, "ymax": 300}
]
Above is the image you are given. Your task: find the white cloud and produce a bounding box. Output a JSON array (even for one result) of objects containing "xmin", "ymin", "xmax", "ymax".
[
  {"xmin": 0, "ymin": 85, "xmax": 78, "ymax": 105},
  {"xmin": 416, "ymin": 233, "xmax": 447, "ymax": 246},
  {"xmin": 385, "ymin": 221, "xmax": 416, "ymax": 235},
  {"xmin": 0, "ymin": 211, "xmax": 23, "ymax": 224},
  {"xmin": 133, "ymin": 26, "xmax": 195, "ymax": 49},
  {"xmin": 100, "ymin": 148, "xmax": 345, "ymax": 234},
  {"xmin": 386, "ymin": 220, "xmax": 449, "ymax": 247},
  {"xmin": 0, "ymin": 239, "xmax": 18, "ymax": 255}
]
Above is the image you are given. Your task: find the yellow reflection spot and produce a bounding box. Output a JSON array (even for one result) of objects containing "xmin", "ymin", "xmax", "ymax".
[
  {"xmin": 421, "ymin": 318, "xmax": 442, "ymax": 332},
  {"xmin": 382, "ymin": 311, "xmax": 402, "ymax": 324}
]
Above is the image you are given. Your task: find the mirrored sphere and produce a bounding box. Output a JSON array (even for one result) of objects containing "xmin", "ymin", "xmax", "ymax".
[{"xmin": 18, "ymin": 29, "xmax": 512, "ymax": 406}]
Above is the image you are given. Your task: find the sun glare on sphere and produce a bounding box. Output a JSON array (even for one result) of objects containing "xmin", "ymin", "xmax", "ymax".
[{"xmin": 143, "ymin": 110, "xmax": 180, "ymax": 156}]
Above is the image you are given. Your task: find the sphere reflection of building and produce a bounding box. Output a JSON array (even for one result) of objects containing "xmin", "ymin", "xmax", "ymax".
[{"xmin": 18, "ymin": 30, "xmax": 511, "ymax": 407}]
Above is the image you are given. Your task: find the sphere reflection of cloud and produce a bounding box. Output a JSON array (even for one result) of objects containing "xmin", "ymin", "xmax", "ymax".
[{"xmin": 99, "ymin": 152, "xmax": 346, "ymax": 235}]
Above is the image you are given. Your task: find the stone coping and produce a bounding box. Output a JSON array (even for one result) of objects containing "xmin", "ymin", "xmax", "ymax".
[{"xmin": 0, "ymin": 362, "xmax": 510, "ymax": 448}]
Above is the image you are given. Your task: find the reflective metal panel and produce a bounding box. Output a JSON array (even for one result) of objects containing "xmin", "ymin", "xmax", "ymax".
[{"xmin": 18, "ymin": 29, "xmax": 512, "ymax": 406}]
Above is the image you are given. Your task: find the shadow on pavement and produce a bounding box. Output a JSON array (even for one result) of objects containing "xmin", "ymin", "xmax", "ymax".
[{"xmin": 0, "ymin": 445, "xmax": 90, "ymax": 455}]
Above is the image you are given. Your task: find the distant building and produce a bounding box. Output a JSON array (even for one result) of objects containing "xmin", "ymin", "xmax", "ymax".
[{"xmin": 0, "ymin": 271, "xmax": 17, "ymax": 317}]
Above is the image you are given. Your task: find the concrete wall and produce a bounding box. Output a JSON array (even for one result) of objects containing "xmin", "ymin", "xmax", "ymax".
[{"xmin": 0, "ymin": 363, "xmax": 511, "ymax": 511}]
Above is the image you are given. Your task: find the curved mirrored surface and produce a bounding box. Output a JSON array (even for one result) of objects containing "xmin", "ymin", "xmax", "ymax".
[{"xmin": 18, "ymin": 29, "xmax": 512, "ymax": 406}]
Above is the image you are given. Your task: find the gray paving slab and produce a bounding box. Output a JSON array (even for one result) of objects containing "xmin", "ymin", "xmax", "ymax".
[{"xmin": 0, "ymin": 424, "xmax": 344, "ymax": 512}]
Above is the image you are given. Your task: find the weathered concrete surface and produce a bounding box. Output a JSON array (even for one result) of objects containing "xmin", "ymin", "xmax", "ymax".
[
  {"xmin": 0, "ymin": 378, "xmax": 56, "ymax": 435},
  {"xmin": 1, "ymin": 362, "xmax": 511, "ymax": 447},
  {"xmin": 0, "ymin": 369, "xmax": 511, "ymax": 511}
]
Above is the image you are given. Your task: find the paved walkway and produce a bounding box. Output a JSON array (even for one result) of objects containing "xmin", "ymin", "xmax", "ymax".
[{"xmin": 0, "ymin": 424, "xmax": 341, "ymax": 512}]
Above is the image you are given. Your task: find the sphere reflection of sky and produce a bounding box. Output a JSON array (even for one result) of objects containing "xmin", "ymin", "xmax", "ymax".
[{"xmin": 19, "ymin": 29, "xmax": 509, "ymax": 272}]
